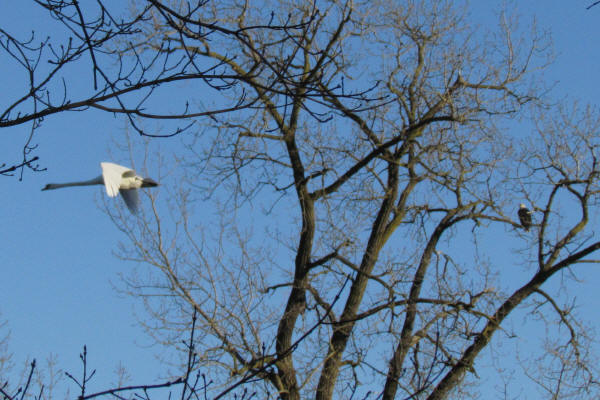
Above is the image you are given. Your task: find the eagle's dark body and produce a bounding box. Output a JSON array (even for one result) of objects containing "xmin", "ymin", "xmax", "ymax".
[{"xmin": 518, "ymin": 204, "xmax": 532, "ymax": 231}]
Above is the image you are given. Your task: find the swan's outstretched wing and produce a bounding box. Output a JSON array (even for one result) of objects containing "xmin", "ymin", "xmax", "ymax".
[
  {"xmin": 100, "ymin": 162, "xmax": 134, "ymax": 197},
  {"xmin": 120, "ymin": 189, "xmax": 140, "ymax": 213}
]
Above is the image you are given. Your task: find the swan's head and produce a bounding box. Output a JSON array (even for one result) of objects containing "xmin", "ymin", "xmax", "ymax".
[{"xmin": 141, "ymin": 178, "xmax": 159, "ymax": 188}]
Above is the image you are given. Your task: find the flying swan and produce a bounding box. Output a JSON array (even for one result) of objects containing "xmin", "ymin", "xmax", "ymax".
[{"xmin": 42, "ymin": 162, "xmax": 158, "ymax": 213}]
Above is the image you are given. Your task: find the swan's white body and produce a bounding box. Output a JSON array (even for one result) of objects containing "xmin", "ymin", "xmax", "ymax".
[{"xmin": 42, "ymin": 162, "xmax": 158, "ymax": 213}]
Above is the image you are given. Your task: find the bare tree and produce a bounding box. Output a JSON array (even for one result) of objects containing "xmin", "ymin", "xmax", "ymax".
[
  {"xmin": 0, "ymin": 0, "xmax": 320, "ymax": 177},
  {"xmin": 4, "ymin": 0, "xmax": 600, "ymax": 399},
  {"xmin": 0, "ymin": 313, "xmax": 219, "ymax": 400},
  {"xmin": 105, "ymin": 1, "xmax": 600, "ymax": 399}
]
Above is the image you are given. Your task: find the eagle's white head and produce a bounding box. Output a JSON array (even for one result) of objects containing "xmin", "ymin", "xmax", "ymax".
[{"xmin": 519, "ymin": 203, "xmax": 527, "ymax": 209}]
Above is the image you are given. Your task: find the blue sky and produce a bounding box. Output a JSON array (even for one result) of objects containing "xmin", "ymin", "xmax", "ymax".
[{"xmin": 2, "ymin": 1, "xmax": 600, "ymax": 398}]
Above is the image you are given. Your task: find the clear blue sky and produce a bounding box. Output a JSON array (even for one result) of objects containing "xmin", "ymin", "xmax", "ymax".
[{"xmin": 1, "ymin": 1, "xmax": 600, "ymax": 397}]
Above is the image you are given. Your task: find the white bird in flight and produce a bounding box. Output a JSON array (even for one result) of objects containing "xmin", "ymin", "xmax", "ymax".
[{"xmin": 42, "ymin": 162, "xmax": 158, "ymax": 213}]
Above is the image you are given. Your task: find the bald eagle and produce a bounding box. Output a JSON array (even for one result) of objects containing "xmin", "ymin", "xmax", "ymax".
[{"xmin": 518, "ymin": 204, "xmax": 533, "ymax": 231}]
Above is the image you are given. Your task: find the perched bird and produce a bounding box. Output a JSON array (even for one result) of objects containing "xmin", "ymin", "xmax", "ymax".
[
  {"xmin": 42, "ymin": 162, "xmax": 158, "ymax": 213},
  {"xmin": 518, "ymin": 203, "xmax": 533, "ymax": 231}
]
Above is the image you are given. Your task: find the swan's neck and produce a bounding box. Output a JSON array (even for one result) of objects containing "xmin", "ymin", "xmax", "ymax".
[{"xmin": 43, "ymin": 176, "xmax": 103, "ymax": 190}]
